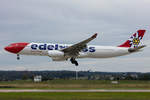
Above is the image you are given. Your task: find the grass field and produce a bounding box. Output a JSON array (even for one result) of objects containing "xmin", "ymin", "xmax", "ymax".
[
  {"xmin": 0, "ymin": 80, "xmax": 150, "ymax": 100},
  {"xmin": 0, "ymin": 92, "xmax": 150, "ymax": 100},
  {"xmin": 0, "ymin": 80, "xmax": 150, "ymax": 89}
]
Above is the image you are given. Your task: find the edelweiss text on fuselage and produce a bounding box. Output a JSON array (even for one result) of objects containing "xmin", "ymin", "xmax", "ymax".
[{"xmin": 31, "ymin": 44, "xmax": 96, "ymax": 52}]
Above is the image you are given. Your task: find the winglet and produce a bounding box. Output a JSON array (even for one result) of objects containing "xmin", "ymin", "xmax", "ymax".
[{"xmin": 91, "ymin": 33, "xmax": 98, "ymax": 39}]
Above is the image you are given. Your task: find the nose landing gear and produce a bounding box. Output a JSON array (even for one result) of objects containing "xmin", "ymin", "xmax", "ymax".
[
  {"xmin": 70, "ymin": 58, "xmax": 78, "ymax": 66},
  {"xmin": 17, "ymin": 54, "xmax": 20, "ymax": 60}
]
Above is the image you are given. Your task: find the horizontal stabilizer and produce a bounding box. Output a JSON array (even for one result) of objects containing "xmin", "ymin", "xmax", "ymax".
[{"xmin": 128, "ymin": 45, "xmax": 146, "ymax": 53}]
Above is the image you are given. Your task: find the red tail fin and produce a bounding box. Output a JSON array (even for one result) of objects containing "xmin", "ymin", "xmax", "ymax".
[{"xmin": 118, "ymin": 30, "xmax": 146, "ymax": 48}]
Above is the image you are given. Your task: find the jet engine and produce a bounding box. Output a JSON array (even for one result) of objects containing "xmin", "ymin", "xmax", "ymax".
[
  {"xmin": 48, "ymin": 50, "xmax": 67, "ymax": 61},
  {"xmin": 48, "ymin": 50, "xmax": 64, "ymax": 57}
]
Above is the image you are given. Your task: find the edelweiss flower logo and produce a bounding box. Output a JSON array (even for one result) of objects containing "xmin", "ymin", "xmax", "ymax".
[
  {"xmin": 132, "ymin": 38, "xmax": 140, "ymax": 45},
  {"xmin": 129, "ymin": 32, "xmax": 142, "ymax": 48}
]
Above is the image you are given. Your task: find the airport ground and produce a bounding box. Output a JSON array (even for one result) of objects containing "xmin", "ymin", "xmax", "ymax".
[
  {"xmin": 0, "ymin": 80, "xmax": 150, "ymax": 89},
  {"xmin": 0, "ymin": 80, "xmax": 150, "ymax": 100}
]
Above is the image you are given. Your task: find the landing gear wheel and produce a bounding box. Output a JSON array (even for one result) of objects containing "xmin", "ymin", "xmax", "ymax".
[
  {"xmin": 74, "ymin": 61, "xmax": 78, "ymax": 66},
  {"xmin": 70, "ymin": 58, "xmax": 75, "ymax": 64},
  {"xmin": 17, "ymin": 54, "xmax": 20, "ymax": 60},
  {"xmin": 70, "ymin": 58, "xmax": 79, "ymax": 66}
]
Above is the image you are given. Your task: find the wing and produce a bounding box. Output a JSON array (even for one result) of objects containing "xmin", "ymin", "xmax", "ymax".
[{"xmin": 61, "ymin": 33, "xmax": 98, "ymax": 57}]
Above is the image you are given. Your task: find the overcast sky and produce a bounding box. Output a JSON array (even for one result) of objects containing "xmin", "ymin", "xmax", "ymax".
[{"xmin": 0, "ymin": 0, "xmax": 150, "ymax": 72}]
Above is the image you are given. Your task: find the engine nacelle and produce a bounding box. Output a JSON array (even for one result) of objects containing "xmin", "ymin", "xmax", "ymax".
[
  {"xmin": 48, "ymin": 50, "xmax": 64, "ymax": 57},
  {"xmin": 52, "ymin": 57, "xmax": 67, "ymax": 61}
]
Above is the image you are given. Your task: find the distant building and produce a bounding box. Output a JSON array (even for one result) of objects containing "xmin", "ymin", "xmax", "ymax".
[
  {"xmin": 130, "ymin": 74, "xmax": 138, "ymax": 79},
  {"xmin": 34, "ymin": 75, "xmax": 42, "ymax": 82},
  {"xmin": 111, "ymin": 81, "xmax": 119, "ymax": 84}
]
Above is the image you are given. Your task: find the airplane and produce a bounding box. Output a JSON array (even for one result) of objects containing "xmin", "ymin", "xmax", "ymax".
[{"xmin": 4, "ymin": 29, "xmax": 146, "ymax": 66}]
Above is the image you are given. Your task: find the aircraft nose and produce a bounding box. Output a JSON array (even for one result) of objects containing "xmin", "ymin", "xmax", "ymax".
[
  {"xmin": 4, "ymin": 46, "xmax": 11, "ymax": 52},
  {"xmin": 4, "ymin": 45, "xmax": 17, "ymax": 54},
  {"xmin": 4, "ymin": 43, "xmax": 29, "ymax": 54}
]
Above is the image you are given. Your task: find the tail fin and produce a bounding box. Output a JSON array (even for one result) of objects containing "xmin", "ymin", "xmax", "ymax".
[{"xmin": 118, "ymin": 30, "xmax": 146, "ymax": 48}]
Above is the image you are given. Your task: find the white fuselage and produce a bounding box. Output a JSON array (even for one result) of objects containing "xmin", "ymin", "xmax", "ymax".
[{"xmin": 18, "ymin": 43, "xmax": 130, "ymax": 60}]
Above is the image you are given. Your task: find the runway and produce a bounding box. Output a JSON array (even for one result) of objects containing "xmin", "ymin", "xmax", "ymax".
[{"xmin": 0, "ymin": 89, "xmax": 150, "ymax": 92}]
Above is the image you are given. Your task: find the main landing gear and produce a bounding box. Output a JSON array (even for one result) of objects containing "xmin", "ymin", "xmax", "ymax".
[
  {"xmin": 70, "ymin": 58, "xmax": 78, "ymax": 66},
  {"xmin": 17, "ymin": 54, "xmax": 20, "ymax": 60}
]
